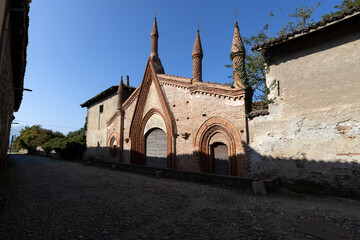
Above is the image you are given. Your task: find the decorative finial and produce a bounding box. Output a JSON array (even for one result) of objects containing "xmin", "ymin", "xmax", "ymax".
[
  {"xmin": 155, "ymin": 6, "xmax": 158, "ymax": 18},
  {"xmin": 233, "ymin": 9, "xmax": 239, "ymax": 21},
  {"xmin": 197, "ymin": 20, "xmax": 200, "ymax": 30}
]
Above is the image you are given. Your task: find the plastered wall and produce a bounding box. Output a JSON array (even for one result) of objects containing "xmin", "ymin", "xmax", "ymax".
[{"xmin": 249, "ymin": 27, "xmax": 360, "ymax": 191}]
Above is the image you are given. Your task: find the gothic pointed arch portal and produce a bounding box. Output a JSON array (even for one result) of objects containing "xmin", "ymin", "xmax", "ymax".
[
  {"xmin": 194, "ymin": 117, "xmax": 248, "ymax": 177},
  {"xmin": 131, "ymin": 108, "xmax": 175, "ymax": 168},
  {"xmin": 130, "ymin": 60, "xmax": 176, "ymax": 168}
]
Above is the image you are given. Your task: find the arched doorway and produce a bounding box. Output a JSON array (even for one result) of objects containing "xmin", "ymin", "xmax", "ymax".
[
  {"xmin": 145, "ymin": 128, "xmax": 167, "ymax": 168},
  {"xmin": 194, "ymin": 117, "xmax": 248, "ymax": 177},
  {"xmin": 211, "ymin": 142, "xmax": 229, "ymax": 176},
  {"xmin": 108, "ymin": 134, "xmax": 119, "ymax": 157}
]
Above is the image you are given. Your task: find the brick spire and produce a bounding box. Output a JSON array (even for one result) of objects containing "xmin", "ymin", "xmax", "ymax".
[
  {"xmin": 230, "ymin": 21, "xmax": 246, "ymax": 89},
  {"xmin": 192, "ymin": 30, "xmax": 203, "ymax": 83},
  {"xmin": 117, "ymin": 76, "xmax": 124, "ymax": 110},
  {"xmin": 150, "ymin": 18, "xmax": 159, "ymax": 58},
  {"xmin": 149, "ymin": 17, "xmax": 165, "ymax": 74}
]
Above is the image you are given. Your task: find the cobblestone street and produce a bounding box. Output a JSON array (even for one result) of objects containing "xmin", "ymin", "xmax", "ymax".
[{"xmin": 0, "ymin": 155, "xmax": 359, "ymax": 239}]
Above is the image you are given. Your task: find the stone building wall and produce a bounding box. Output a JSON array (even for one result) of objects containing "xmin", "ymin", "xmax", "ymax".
[
  {"xmin": 0, "ymin": 34, "xmax": 14, "ymax": 170},
  {"xmin": 83, "ymin": 93, "xmax": 117, "ymax": 161},
  {"xmin": 249, "ymin": 25, "xmax": 360, "ymax": 191}
]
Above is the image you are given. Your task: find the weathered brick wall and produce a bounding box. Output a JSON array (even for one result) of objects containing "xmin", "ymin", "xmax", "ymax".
[
  {"xmin": 160, "ymin": 82, "xmax": 247, "ymax": 174},
  {"xmin": 249, "ymin": 26, "xmax": 360, "ymax": 191},
  {"xmin": 0, "ymin": 35, "xmax": 14, "ymax": 170}
]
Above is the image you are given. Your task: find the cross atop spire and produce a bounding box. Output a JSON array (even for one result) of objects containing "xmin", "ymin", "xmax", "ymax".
[
  {"xmin": 233, "ymin": 9, "xmax": 239, "ymax": 21},
  {"xmin": 197, "ymin": 20, "xmax": 200, "ymax": 30},
  {"xmin": 155, "ymin": 6, "xmax": 158, "ymax": 18}
]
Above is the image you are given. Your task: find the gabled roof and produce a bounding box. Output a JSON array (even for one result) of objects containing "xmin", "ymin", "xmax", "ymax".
[
  {"xmin": 252, "ymin": 6, "xmax": 360, "ymax": 51},
  {"xmin": 80, "ymin": 84, "xmax": 136, "ymax": 108}
]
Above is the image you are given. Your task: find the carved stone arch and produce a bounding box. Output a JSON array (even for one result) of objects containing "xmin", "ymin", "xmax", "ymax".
[
  {"xmin": 132, "ymin": 107, "xmax": 176, "ymax": 168},
  {"xmin": 107, "ymin": 132, "xmax": 119, "ymax": 147},
  {"xmin": 194, "ymin": 117, "xmax": 247, "ymax": 177}
]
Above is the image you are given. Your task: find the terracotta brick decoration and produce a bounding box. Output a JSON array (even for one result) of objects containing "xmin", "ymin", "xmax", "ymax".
[
  {"xmin": 230, "ymin": 21, "xmax": 246, "ymax": 89},
  {"xmin": 192, "ymin": 30, "xmax": 203, "ymax": 83},
  {"xmin": 130, "ymin": 60, "xmax": 176, "ymax": 168},
  {"xmin": 194, "ymin": 117, "xmax": 248, "ymax": 177}
]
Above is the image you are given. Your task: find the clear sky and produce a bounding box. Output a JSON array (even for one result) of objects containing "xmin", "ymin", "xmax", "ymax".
[{"xmin": 12, "ymin": 0, "xmax": 341, "ymax": 135}]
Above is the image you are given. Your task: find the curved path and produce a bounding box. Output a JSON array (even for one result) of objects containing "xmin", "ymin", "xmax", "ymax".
[{"xmin": 0, "ymin": 155, "xmax": 359, "ymax": 239}]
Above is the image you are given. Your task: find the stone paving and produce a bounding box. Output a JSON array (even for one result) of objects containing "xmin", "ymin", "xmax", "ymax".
[{"xmin": 0, "ymin": 154, "xmax": 359, "ymax": 239}]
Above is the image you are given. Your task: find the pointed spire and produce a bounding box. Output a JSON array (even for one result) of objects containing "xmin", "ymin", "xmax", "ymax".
[
  {"xmin": 192, "ymin": 30, "xmax": 203, "ymax": 57},
  {"xmin": 230, "ymin": 21, "xmax": 246, "ymax": 89},
  {"xmin": 117, "ymin": 76, "xmax": 124, "ymax": 111},
  {"xmin": 150, "ymin": 18, "xmax": 159, "ymax": 58},
  {"xmin": 149, "ymin": 17, "xmax": 165, "ymax": 74},
  {"xmin": 192, "ymin": 30, "xmax": 203, "ymax": 83}
]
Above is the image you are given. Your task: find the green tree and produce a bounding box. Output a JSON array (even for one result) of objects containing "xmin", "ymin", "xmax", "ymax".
[
  {"xmin": 41, "ymin": 127, "xmax": 86, "ymax": 160},
  {"xmin": 14, "ymin": 125, "xmax": 64, "ymax": 154},
  {"xmin": 66, "ymin": 127, "xmax": 85, "ymax": 138},
  {"xmin": 41, "ymin": 137, "xmax": 65, "ymax": 154}
]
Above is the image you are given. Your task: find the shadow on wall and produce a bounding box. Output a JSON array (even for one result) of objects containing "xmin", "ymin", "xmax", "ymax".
[
  {"xmin": 82, "ymin": 146, "xmax": 360, "ymax": 194},
  {"xmin": 247, "ymin": 145, "xmax": 360, "ymax": 193}
]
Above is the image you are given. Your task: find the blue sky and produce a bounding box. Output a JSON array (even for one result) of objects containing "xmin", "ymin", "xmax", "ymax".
[{"xmin": 12, "ymin": 0, "xmax": 340, "ymax": 135}]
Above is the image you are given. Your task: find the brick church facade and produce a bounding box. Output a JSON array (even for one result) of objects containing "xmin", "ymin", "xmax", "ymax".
[
  {"xmin": 81, "ymin": 18, "xmax": 251, "ymax": 177},
  {"xmin": 82, "ymin": 9, "xmax": 360, "ymax": 192}
]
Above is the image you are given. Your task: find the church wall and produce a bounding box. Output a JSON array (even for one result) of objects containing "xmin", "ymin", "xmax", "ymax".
[
  {"xmin": 249, "ymin": 27, "xmax": 360, "ymax": 191},
  {"xmin": 160, "ymin": 83, "xmax": 247, "ymax": 174}
]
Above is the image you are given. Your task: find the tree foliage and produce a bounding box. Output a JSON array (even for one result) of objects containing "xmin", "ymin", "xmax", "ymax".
[
  {"xmin": 66, "ymin": 127, "xmax": 85, "ymax": 138},
  {"xmin": 41, "ymin": 129, "xmax": 86, "ymax": 160},
  {"xmin": 14, "ymin": 125, "xmax": 64, "ymax": 153}
]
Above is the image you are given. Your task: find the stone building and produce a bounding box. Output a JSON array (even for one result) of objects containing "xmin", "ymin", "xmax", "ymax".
[
  {"xmin": 0, "ymin": 0, "xmax": 30, "ymax": 171},
  {"xmin": 250, "ymin": 7, "xmax": 360, "ymax": 191},
  {"xmin": 82, "ymin": 8, "xmax": 360, "ymax": 191}
]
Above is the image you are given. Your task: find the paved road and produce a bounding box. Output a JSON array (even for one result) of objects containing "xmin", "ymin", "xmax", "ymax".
[{"xmin": 0, "ymin": 155, "xmax": 359, "ymax": 239}]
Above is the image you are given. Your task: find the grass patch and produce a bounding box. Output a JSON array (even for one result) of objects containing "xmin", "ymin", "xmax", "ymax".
[{"xmin": 283, "ymin": 180, "xmax": 360, "ymax": 200}]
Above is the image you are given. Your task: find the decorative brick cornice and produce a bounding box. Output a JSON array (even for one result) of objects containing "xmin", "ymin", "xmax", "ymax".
[
  {"xmin": 188, "ymin": 83, "xmax": 245, "ymax": 100},
  {"xmin": 157, "ymin": 74, "xmax": 191, "ymax": 90},
  {"xmin": 158, "ymin": 74, "xmax": 245, "ymax": 100}
]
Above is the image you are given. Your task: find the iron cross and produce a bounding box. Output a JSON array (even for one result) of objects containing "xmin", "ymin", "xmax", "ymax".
[{"xmin": 234, "ymin": 9, "xmax": 239, "ymax": 21}]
